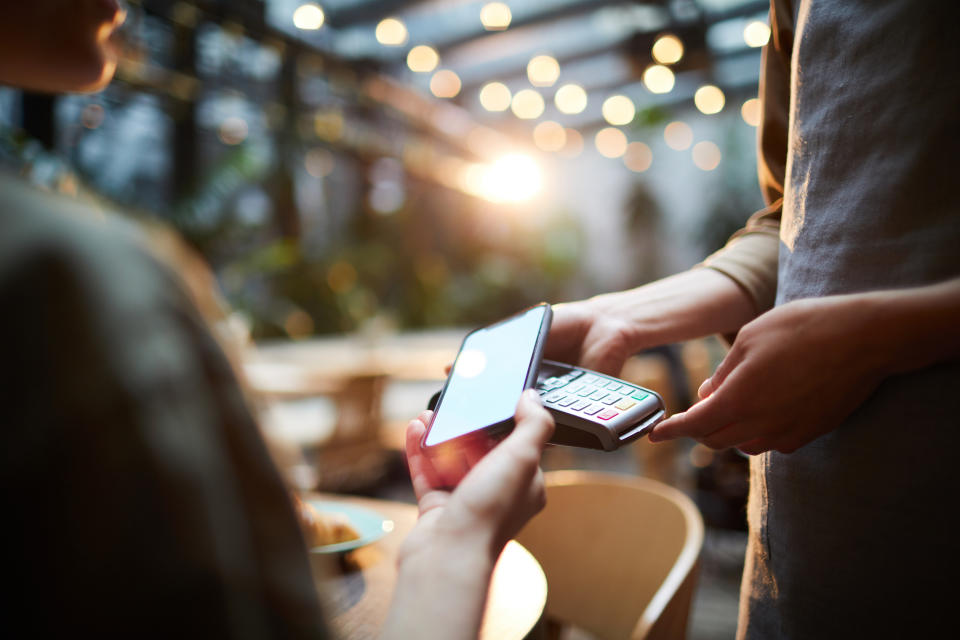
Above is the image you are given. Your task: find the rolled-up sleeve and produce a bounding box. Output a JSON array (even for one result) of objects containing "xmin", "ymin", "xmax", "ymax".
[{"xmin": 699, "ymin": 0, "xmax": 794, "ymax": 314}]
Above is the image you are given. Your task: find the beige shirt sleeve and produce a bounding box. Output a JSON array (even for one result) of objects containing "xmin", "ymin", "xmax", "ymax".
[{"xmin": 698, "ymin": 0, "xmax": 795, "ymax": 314}]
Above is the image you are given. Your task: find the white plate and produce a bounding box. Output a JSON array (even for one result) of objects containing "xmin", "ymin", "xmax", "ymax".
[{"xmin": 306, "ymin": 501, "xmax": 394, "ymax": 554}]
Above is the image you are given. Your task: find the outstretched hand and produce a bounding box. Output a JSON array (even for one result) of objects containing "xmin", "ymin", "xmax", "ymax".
[
  {"xmin": 547, "ymin": 299, "xmax": 640, "ymax": 376},
  {"xmin": 649, "ymin": 295, "xmax": 886, "ymax": 454}
]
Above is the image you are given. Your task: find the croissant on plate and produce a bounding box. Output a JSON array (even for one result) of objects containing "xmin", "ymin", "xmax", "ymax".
[{"xmin": 293, "ymin": 494, "xmax": 361, "ymax": 547}]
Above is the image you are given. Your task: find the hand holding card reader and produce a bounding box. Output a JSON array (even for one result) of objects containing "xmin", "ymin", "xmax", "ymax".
[{"xmin": 422, "ymin": 304, "xmax": 665, "ymax": 453}]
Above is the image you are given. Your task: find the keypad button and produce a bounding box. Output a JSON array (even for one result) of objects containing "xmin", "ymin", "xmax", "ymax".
[
  {"xmin": 615, "ymin": 398, "xmax": 636, "ymax": 410},
  {"xmin": 545, "ymin": 393, "xmax": 566, "ymax": 404},
  {"xmin": 571, "ymin": 399, "xmax": 590, "ymax": 411},
  {"xmin": 605, "ymin": 381, "xmax": 622, "ymax": 392},
  {"xmin": 631, "ymin": 391, "xmax": 650, "ymax": 402},
  {"xmin": 588, "ymin": 390, "xmax": 608, "ymax": 401},
  {"xmin": 577, "ymin": 387, "xmax": 595, "ymax": 397},
  {"xmin": 597, "ymin": 409, "xmax": 619, "ymax": 420},
  {"xmin": 582, "ymin": 404, "xmax": 603, "ymax": 416},
  {"xmin": 566, "ymin": 383, "xmax": 585, "ymax": 394},
  {"xmin": 581, "ymin": 374, "xmax": 598, "ymax": 385},
  {"xmin": 558, "ymin": 396, "xmax": 578, "ymax": 407},
  {"xmin": 601, "ymin": 395, "xmax": 621, "ymax": 405}
]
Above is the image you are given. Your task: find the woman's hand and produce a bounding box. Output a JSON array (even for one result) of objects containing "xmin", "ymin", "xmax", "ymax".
[
  {"xmin": 402, "ymin": 390, "xmax": 555, "ymax": 561},
  {"xmin": 383, "ymin": 391, "xmax": 554, "ymax": 640}
]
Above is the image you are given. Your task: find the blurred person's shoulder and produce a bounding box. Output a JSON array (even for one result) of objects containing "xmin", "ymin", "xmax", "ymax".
[
  {"xmin": 0, "ymin": 172, "xmax": 191, "ymax": 322},
  {"xmin": 0, "ymin": 171, "xmax": 225, "ymax": 399}
]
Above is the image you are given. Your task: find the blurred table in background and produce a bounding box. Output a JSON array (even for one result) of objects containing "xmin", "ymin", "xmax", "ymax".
[{"xmin": 308, "ymin": 493, "xmax": 547, "ymax": 640}]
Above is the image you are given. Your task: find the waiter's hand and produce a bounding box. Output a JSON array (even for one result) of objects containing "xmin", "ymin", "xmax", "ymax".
[{"xmin": 649, "ymin": 295, "xmax": 885, "ymax": 454}]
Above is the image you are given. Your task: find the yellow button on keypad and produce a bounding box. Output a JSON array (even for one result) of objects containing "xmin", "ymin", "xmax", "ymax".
[{"xmin": 614, "ymin": 398, "xmax": 637, "ymax": 411}]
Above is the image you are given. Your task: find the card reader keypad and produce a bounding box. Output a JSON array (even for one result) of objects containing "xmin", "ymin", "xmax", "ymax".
[{"xmin": 537, "ymin": 369, "xmax": 650, "ymax": 422}]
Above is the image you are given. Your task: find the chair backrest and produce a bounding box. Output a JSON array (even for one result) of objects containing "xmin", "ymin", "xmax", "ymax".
[{"xmin": 514, "ymin": 470, "xmax": 704, "ymax": 640}]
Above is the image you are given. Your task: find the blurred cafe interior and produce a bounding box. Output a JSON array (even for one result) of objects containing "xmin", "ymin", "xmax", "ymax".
[{"xmin": 1, "ymin": 1, "xmax": 774, "ymax": 637}]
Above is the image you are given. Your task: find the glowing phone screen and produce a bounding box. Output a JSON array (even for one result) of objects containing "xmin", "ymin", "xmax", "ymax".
[{"xmin": 425, "ymin": 305, "xmax": 547, "ymax": 447}]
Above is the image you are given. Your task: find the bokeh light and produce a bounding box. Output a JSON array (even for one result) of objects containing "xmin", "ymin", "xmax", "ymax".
[
  {"xmin": 595, "ymin": 127, "xmax": 628, "ymax": 158},
  {"xmin": 305, "ymin": 148, "xmax": 335, "ymax": 177},
  {"xmin": 218, "ymin": 117, "xmax": 248, "ymax": 145},
  {"xmin": 81, "ymin": 103, "xmax": 105, "ymax": 129},
  {"xmin": 511, "ymin": 89, "xmax": 545, "ymax": 119},
  {"xmin": 559, "ymin": 128, "xmax": 584, "ymax": 158},
  {"xmin": 664, "ymin": 121, "xmax": 693, "ymax": 150},
  {"xmin": 602, "ymin": 95, "xmax": 636, "ymax": 126},
  {"xmin": 554, "ymin": 84, "xmax": 587, "ymax": 114},
  {"xmin": 293, "ymin": 3, "xmax": 325, "ymax": 30},
  {"xmin": 407, "ymin": 45, "xmax": 439, "ymax": 73},
  {"xmin": 533, "ymin": 121, "xmax": 567, "ymax": 152},
  {"xmin": 479, "ymin": 82, "xmax": 512, "ymax": 112},
  {"xmin": 642, "ymin": 64, "xmax": 675, "ymax": 94},
  {"xmin": 744, "ymin": 20, "xmax": 771, "ymax": 47},
  {"xmin": 430, "ymin": 70, "xmax": 462, "ymax": 98},
  {"xmin": 624, "ymin": 142, "xmax": 653, "ymax": 173},
  {"xmin": 692, "ymin": 141, "xmax": 722, "ymax": 171},
  {"xmin": 652, "ymin": 34, "xmax": 684, "ymax": 64},
  {"xmin": 741, "ymin": 98, "xmax": 761, "ymax": 127},
  {"xmin": 527, "ymin": 55, "xmax": 560, "ymax": 87},
  {"xmin": 694, "ymin": 85, "xmax": 725, "ymax": 115},
  {"xmin": 482, "ymin": 154, "xmax": 543, "ymax": 203},
  {"xmin": 480, "ymin": 2, "xmax": 512, "ymax": 31},
  {"xmin": 376, "ymin": 18, "xmax": 408, "ymax": 46}
]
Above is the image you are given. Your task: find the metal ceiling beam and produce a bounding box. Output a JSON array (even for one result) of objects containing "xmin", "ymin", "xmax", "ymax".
[{"xmin": 324, "ymin": 0, "xmax": 432, "ymax": 29}]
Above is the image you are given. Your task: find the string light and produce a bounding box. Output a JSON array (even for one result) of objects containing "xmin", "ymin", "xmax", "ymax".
[
  {"xmin": 292, "ymin": 3, "xmax": 324, "ymax": 30},
  {"xmin": 527, "ymin": 55, "xmax": 560, "ymax": 87},
  {"xmin": 479, "ymin": 82, "xmax": 512, "ymax": 112},
  {"xmin": 595, "ymin": 128, "xmax": 628, "ymax": 158},
  {"xmin": 554, "ymin": 84, "xmax": 587, "ymax": 114},
  {"xmin": 407, "ymin": 45, "xmax": 439, "ymax": 73},
  {"xmin": 480, "ymin": 2, "xmax": 512, "ymax": 31},
  {"xmin": 511, "ymin": 89, "xmax": 545, "ymax": 119},
  {"xmin": 694, "ymin": 85, "xmax": 725, "ymax": 115},
  {"xmin": 692, "ymin": 141, "xmax": 721, "ymax": 171},
  {"xmin": 744, "ymin": 21, "xmax": 771, "ymax": 47},
  {"xmin": 602, "ymin": 95, "xmax": 636, "ymax": 126},
  {"xmin": 624, "ymin": 142, "xmax": 653, "ymax": 173},
  {"xmin": 533, "ymin": 121, "xmax": 567, "ymax": 152},
  {"xmin": 664, "ymin": 121, "xmax": 693, "ymax": 150},
  {"xmin": 376, "ymin": 18, "xmax": 408, "ymax": 46},
  {"xmin": 642, "ymin": 65, "xmax": 675, "ymax": 94},
  {"xmin": 741, "ymin": 98, "xmax": 761, "ymax": 126},
  {"xmin": 652, "ymin": 34, "xmax": 684, "ymax": 64},
  {"xmin": 430, "ymin": 70, "xmax": 461, "ymax": 98}
]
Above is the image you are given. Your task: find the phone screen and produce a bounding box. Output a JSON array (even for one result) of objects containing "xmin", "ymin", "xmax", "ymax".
[{"xmin": 425, "ymin": 305, "xmax": 549, "ymax": 447}]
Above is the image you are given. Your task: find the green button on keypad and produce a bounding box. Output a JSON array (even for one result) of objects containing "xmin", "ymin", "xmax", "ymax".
[{"xmin": 631, "ymin": 391, "xmax": 649, "ymax": 402}]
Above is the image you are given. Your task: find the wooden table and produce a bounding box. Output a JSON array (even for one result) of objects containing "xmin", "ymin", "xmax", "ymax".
[{"xmin": 307, "ymin": 493, "xmax": 547, "ymax": 640}]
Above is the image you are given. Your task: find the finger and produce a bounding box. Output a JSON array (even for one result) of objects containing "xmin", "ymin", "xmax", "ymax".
[
  {"xmin": 698, "ymin": 376, "xmax": 715, "ymax": 400},
  {"xmin": 708, "ymin": 343, "xmax": 745, "ymax": 392},
  {"xmin": 697, "ymin": 419, "xmax": 774, "ymax": 451},
  {"xmin": 432, "ymin": 445, "xmax": 473, "ymax": 489},
  {"xmin": 510, "ymin": 389, "xmax": 555, "ymax": 450},
  {"xmin": 405, "ymin": 418, "xmax": 446, "ymax": 499},
  {"xmin": 648, "ymin": 388, "xmax": 739, "ymax": 442},
  {"xmin": 544, "ymin": 304, "xmax": 588, "ymax": 363}
]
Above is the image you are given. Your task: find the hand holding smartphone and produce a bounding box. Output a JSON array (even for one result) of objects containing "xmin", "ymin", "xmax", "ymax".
[{"xmin": 423, "ymin": 304, "xmax": 665, "ymax": 455}]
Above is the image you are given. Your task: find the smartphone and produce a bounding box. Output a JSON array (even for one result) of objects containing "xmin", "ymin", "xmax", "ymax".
[{"xmin": 422, "ymin": 303, "xmax": 552, "ymax": 452}]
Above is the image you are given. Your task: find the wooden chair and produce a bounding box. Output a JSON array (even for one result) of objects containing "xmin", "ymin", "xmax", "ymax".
[{"xmin": 515, "ymin": 471, "xmax": 704, "ymax": 640}]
